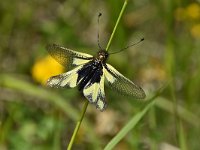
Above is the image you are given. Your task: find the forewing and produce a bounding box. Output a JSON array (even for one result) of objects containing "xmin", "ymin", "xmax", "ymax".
[
  {"xmin": 104, "ymin": 63, "xmax": 146, "ymax": 99},
  {"xmin": 83, "ymin": 72, "xmax": 107, "ymax": 111},
  {"xmin": 47, "ymin": 65, "xmax": 83, "ymax": 88},
  {"xmin": 46, "ymin": 44, "xmax": 93, "ymax": 70}
]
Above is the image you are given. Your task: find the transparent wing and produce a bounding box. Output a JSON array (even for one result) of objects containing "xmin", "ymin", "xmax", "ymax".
[
  {"xmin": 46, "ymin": 44, "xmax": 93, "ymax": 70},
  {"xmin": 104, "ymin": 63, "xmax": 146, "ymax": 99}
]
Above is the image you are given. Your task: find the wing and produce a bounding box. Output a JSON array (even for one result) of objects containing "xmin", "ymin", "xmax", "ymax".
[
  {"xmin": 46, "ymin": 44, "xmax": 93, "ymax": 70},
  {"xmin": 46, "ymin": 65, "xmax": 83, "ymax": 88},
  {"xmin": 103, "ymin": 63, "xmax": 146, "ymax": 99},
  {"xmin": 83, "ymin": 72, "xmax": 107, "ymax": 111}
]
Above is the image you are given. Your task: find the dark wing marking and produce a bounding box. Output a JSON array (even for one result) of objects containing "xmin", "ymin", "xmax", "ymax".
[
  {"xmin": 46, "ymin": 44, "xmax": 93, "ymax": 70},
  {"xmin": 77, "ymin": 60, "xmax": 106, "ymax": 111},
  {"xmin": 104, "ymin": 63, "xmax": 146, "ymax": 99},
  {"xmin": 83, "ymin": 74, "xmax": 106, "ymax": 111}
]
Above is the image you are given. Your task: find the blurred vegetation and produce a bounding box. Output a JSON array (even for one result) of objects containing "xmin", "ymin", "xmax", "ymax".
[{"xmin": 1, "ymin": 0, "xmax": 200, "ymax": 149}]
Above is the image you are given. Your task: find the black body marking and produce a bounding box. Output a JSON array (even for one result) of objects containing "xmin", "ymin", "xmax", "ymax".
[{"xmin": 77, "ymin": 59, "xmax": 103, "ymax": 91}]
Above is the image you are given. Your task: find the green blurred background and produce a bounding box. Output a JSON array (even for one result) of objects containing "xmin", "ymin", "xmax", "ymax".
[{"xmin": 1, "ymin": 0, "xmax": 200, "ymax": 149}]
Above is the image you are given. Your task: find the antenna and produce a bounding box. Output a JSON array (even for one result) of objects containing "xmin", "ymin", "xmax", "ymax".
[
  {"xmin": 97, "ymin": 13, "xmax": 103, "ymax": 50},
  {"xmin": 109, "ymin": 38, "xmax": 144, "ymax": 55}
]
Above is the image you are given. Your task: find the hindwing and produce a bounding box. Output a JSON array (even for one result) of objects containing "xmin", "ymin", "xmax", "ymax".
[
  {"xmin": 83, "ymin": 72, "xmax": 106, "ymax": 111},
  {"xmin": 47, "ymin": 65, "xmax": 83, "ymax": 88}
]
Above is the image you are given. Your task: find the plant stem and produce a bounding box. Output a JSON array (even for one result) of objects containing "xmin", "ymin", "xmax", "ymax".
[
  {"xmin": 106, "ymin": 0, "xmax": 128, "ymax": 51},
  {"xmin": 67, "ymin": 100, "xmax": 89, "ymax": 150},
  {"xmin": 67, "ymin": 0, "xmax": 128, "ymax": 149}
]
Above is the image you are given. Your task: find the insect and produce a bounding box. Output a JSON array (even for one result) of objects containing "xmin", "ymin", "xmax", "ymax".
[{"xmin": 46, "ymin": 13, "xmax": 146, "ymax": 111}]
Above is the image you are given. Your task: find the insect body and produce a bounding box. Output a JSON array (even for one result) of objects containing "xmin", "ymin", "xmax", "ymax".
[{"xmin": 46, "ymin": 44, "xmax": 146, "ymax": 111}]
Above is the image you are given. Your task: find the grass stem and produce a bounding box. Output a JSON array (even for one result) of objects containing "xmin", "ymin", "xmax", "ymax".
[
  {"xmin": 106, "ymin": 0, "xmax": 128, "ymax": 51},
  {"xmin": 67, "ymin": 101, "xmax": 89, "ymax": 150}
]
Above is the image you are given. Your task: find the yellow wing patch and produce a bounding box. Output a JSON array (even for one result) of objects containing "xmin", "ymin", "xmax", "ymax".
[
  {"xmin": 103, "ymin": 66, "xmax": 116, "ymax": 83},
  {"xmin": 83, "ymin": 75, "xmax": 107, "ymax": 111},
  {"xmin": 46, "ymin": 44, "xmax": 93, "ymax": 70},
  {"xmin": 47, "ymin": 65, "xmax": 82, "ymax": 88},
  {"xmin": 72, "ymin": 57, "xmax": 91, "ymax": 66}
]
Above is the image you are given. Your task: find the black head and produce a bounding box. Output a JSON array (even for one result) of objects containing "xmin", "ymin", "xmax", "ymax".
[{"xmin": 97, "ymin": 50, "xmax": 109, "ymax": 62}]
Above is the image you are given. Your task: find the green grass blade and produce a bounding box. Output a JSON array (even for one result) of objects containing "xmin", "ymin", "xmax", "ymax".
[
  {"xmin": 0, "ymin": 74, "xmax": 79, "ymax": 120},
  {"xmin": 179, "ymin": 122, "xmax": 188, "ymax": 150},
  {"xmin": 104, "ymin": 101, "xmax": 155, "ymax": 150},
  {"xmin": 155, "ymin": 97, "xmax": 200, "ymax": 127},
  {"xmin": 0, "ymin": 73, "xmax": 101, "ymax": 149},
  {"xmin": 105, "ymin": 0, "xmax": 128, "ymax": 51}
]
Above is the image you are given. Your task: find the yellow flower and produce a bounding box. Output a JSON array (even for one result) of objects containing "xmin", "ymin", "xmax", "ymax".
[
  {"xmin": 191, "ymin": 24, "xmax": 200, "ymax": 38},
  {"xmin": 32, "ymin": 55, "xmax": 64, "ymax": 85},
  {"xmin": 186, "ymin": 3, "xmax": 200, "ymax": 20}
]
